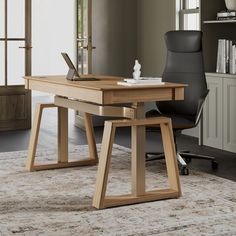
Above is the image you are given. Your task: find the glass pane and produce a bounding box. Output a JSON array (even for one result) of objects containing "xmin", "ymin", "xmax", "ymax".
[
  {"xmin": 184, "ymin": 13, "xmax": 200, "ymax": 30},
  {"xmin": 77, "ymin": 43, "xmax": 88, "ymax": 74},
  {"xmin": 77, "ymin": 0, "xmax": 88, "ymax": 74},
  {"xmin": 32, "ymin": 0, "xmax": 75, "ymax": 75},
  {"xmin": 78, "ymin": 0, "xmax": 88, "ymax": 39},
  {"xmin": 7, "ymin": 41, "xmax": 25, "ymax": 85},
  {"xmin": 187, "ymin": 0, "xmax": 199, "ymax": 9},
  {"xmin": 8, "ymin": 0, "xmax": 25, "ymax": 38},
  {"xmin": 0, "ymin": 0, "xmax": 4, "ymax": 37},
  {"xmin": 0, "ymin": 42, "xmax": 4, "ymax": 85}
]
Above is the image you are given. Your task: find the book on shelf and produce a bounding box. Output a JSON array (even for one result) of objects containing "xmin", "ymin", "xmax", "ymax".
[
  {"xmin": 226, "ymin": 40, "xmax": 229, "ymax": 73},
  {"xmin": 217, "ymin": 11, "xmax": 236, "ymax": 20},
  {"xmin": 229, "ymin": 41, "xmax": 233, "ymax": 74},
  {"xmin": 216, "ymin": 39, "xmax": 226, "ymax": 73},
  {"xmin": 217, "ymin": 17, "xmax": 236, "ymax": 21},
  {"xmin": 216, "ymin": 39, "xmax": 236, "ymax": 74}
]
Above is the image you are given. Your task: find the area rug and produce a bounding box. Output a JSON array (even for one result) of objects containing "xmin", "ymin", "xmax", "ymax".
[{"xmin": 0, "ymin": 144, "xmax": 236, "ymax": 236}]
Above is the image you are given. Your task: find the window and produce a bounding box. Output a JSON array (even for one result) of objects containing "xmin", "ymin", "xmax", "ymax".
[{"xmin": 179, "ymin": 0, "xmax": 200, "ymax": 30}]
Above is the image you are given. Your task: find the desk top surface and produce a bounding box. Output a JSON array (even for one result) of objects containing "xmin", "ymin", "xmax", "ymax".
[
  {"xmin": 24, "ymin": 75, "xmax": 187, "ymax": 104},
  {"xmin": 24, "ymin": 75, "xmax": 187, "ymax": 91}
]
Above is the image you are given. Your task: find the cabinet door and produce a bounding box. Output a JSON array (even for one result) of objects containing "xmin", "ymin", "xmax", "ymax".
[
  {"xmin": 223, "ymin": 78, "xmax": 236, "ymax": 152},
  {"xmin": 203, "ymin": 76, "xmax": 223, "ymax": 149}
]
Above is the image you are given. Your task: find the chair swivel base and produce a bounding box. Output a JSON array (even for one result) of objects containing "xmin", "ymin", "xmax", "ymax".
[
  {"xmin": 146, "ymin": 152, "xmax": 189, "ymax": 175},
  {"xmin": 146, "ymin": 151, "xmax": 218, "ymax": 176},
  {"xmin": 179, "ymin": 152, "xmax": 219, "ymax": 170}
]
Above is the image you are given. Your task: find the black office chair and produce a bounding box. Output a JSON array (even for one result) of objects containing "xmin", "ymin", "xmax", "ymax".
[{"xmin": 146, "ymin": 30, "xmax": 218, "ymax": 175}]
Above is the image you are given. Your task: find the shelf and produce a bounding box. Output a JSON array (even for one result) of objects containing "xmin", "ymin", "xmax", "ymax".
[{"xmin": 204, "ymin": 20, "xmax": 236, "ymax": 24}]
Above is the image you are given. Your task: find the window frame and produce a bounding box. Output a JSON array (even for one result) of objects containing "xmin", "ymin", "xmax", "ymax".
[{"xmin": 179, "ymin": 0, "xmax": 200, "ymax": 30}]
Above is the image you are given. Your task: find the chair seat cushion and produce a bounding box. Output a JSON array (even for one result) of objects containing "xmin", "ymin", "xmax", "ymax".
[{"xmin": 146, "ymin": 109, "xmax": 195, "ymax": 130}]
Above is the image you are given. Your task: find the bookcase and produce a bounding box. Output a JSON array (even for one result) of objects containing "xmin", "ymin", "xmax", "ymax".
[
  {"xmin": 201, "ymin": 0, "xmax": 236, "ymax": 72},
  {"xmin": 201, "ymin": 0, "xmax": 236, "ymax": 153}
]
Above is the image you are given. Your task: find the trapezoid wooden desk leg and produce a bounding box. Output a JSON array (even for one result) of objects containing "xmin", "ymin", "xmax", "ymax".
[
  {"xmin": 26, "ymin": 104, "xmax": 98, "ymax": 172},
  {"xmin": 26, "ymin": 103, "xmax": 57, "ymax": 171},
  {"xmin": 93, "ymin": 117, "xmax": 182, "ymax": 209},
  {"xmin": 84, "ymin": 112, "xmax": 98, "ymax": 164},
  {"xmin": 131, "ymin": 103, "xmax": 146, "ymax": 197},
  {"xmin": 92, "ymin": 121, "xmax": 116, "ymax": 209},
  {"xmin": 131, "ymin": 124, "xmax": 146, "ymax": 196},
  {"xmin": 58, "ymin": 106, "xmax": 69, "ymax": 163},
  {"xmin": 160, "ymin": 121, "xmax": 182, "ymax": 196}
]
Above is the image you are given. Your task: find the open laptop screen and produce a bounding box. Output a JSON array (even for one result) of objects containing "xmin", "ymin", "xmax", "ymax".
[{"xmin": 61, "ymin": 52, "xmax": 97, "ymax": 81}]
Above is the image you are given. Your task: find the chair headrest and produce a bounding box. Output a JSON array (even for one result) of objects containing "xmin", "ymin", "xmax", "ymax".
[{"xmin": 165, "ymin": 31, "xmax": 202, "ymax": 53}]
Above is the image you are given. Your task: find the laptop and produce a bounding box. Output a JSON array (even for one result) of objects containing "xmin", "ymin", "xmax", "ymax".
[{"xmin": 61, "ymin": 52, "xmax": 98, "ymax": 81}]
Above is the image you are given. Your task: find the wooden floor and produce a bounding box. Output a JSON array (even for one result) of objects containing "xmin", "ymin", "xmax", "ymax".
[{"xmin": 0, "ymin": 95, "xmax": 235, "ymax": 181}]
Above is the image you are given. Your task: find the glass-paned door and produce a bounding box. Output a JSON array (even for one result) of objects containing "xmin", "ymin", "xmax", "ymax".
[
  {"xmin": 77, "ymin": 0, "xmax": 94, "ymax": 74},
  {"xmin": 75, "ymin": 0, "xmax": 95, "ymax": 128},
  {"xmin": 0, "ymin": 0, "xmax": 31, "ymax": 131}
]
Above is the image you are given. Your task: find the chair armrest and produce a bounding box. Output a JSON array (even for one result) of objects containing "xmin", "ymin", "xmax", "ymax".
[{"xmin": 194, "ymin": 89, "xmax": 209, "ymax": 126}]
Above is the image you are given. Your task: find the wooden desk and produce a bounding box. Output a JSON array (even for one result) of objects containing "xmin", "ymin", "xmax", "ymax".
[{"xmin": 24, "ymin": 75, "xmax": 187, "ymax": 209}]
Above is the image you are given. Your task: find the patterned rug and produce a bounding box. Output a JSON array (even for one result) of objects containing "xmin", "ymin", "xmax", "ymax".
[{"xmin": 0, "ymin": 144, "xmax": 236, "ymax": 236}]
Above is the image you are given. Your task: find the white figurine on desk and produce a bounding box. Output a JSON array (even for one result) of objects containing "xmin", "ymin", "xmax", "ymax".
[{"xmin": 133, "ymin": 60, "xmax": 141, "ymax": 80}]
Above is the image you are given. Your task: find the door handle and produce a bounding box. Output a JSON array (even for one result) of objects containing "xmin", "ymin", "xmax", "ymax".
[
  {"xmin": 78, "ymin": 45, "xmax": 96, "ymax": 50},
  {"xmin": 19, "ymin": 46, "xmax": 32, "ymax": 50},
  {"xmin": 77, "ymin": 38, "xmax": 87, "ymax": 42}
]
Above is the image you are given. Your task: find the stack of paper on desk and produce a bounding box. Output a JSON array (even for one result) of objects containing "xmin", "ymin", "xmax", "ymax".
[{"xmin": 117, "ymin": 77, "xmax": 164, "ymax": 86}]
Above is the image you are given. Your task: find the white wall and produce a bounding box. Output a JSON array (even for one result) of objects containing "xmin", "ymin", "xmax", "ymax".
[{"xmin": 32, "ymin": 0, "xmax": 76, "ymax": 77}]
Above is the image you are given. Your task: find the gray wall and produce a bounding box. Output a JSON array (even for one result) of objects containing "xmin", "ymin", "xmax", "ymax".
[
  {"xmin": 92, "ymin": 0, "xmax": 176, "ymax": 78},
  {"xmin": 92, "ymin": 0, "xmax": 137, "ymax": 77},
  {"xmin": 136, "ymin": 0, "xmax": 177, "ymax": 112},
  {"xmin": 137, "ymin": 0, "xmax": 176, "ymax": 77}
]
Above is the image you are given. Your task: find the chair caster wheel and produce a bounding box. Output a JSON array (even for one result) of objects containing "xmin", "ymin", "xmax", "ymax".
[
  {"xmin": 184, "ymin": 157, "xmax": 192, "ymax": 163},
  {"xmin": 180, "ymin": 167, "xmax": 189, "ymax": 175},
  {"xmin": 212, "ymin": 161, "xmax": 218, "ymax": 170}
]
